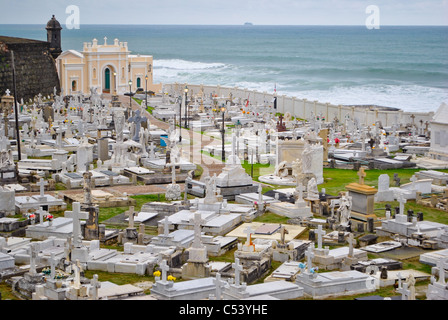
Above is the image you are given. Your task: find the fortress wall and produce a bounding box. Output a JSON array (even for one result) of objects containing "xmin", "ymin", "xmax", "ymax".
[{"xmin": 0, "ymin": 37, "xmax": 60, "ymax": 102}]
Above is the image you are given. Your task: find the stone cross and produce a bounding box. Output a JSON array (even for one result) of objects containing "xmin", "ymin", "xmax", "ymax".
[
  {"xmin": 192, "ymin": 212, "xmax": 205, "ymax": 249},
  {"xmin": 65, "ymin": 202, "xmax": 89, "ymax": 248},
  {"xmin": 399, "ymin": 282, "xmax": 411, "ymax": 300},
  {"xmin": 397, "ymin": 193, "xmax": 407, "ymax": 216},
  {"xmin": 163, "ymin": 216, "xmax": 170, "ymax": 236},
  {"xmin": 232, "ymin": 257, "xmax": 243, "ymax": 286},
  {"xmin": 128, "ymin": 109, "xmax": 147, "ymax": 142},
  {"xmin": 29, "ymin": 242, "xmax": 39, "ymax": 275},
  {"xmin": 315, "ymin": 225, "xmax": 326, "ymax": 250},
  {"xmin": 5, "ymin": 89, "xmax": 10, "ymax": 96},
  {"xmin": 357, "ymin": 167, "xmax": 366, "ymax": 185},
  {"xmin": 159, "ymin": 259, "xmax": 170, "ymax": 283},
  {"xmin": 125, "ymin": 206, "xmax": 138, "ymax": 229},
  {"xmin": 244, "ymin": 226, "xmax": 255, "ymax": 247},
  {"xmin": 410, "ymin": 175, "xmax": 418, "ymax": 190},
  {"xmin": 213, "ymin": 273, "xmax": 226, "ymax": 300},
  {"xmin": 49, "ymin": 252, "xmax": 58, "ymax": 279},
  {"xmin": 397, "ymin": 272, "xmax": 403, "ymax": 289},
  {"xmin": 296, "ymin": 182, "xmax": 306, "ymax": 203},
  {"xmin": 347, "ymin": 233, "xmax": 356, "ymax": 258},
  {"xmin": 36, "ymin": 206, "xmax": 47, "ymax": 225},
  {"xmin": 257, "ymin": 184, "xmax": 263, "ymax": 204},
  {"xmin": 36, "ymin": 178, "xmax": 48, "ymax": 199},
  {"xmin": 90, "ymin": 274, "xmax": 101, "ymax": 300},
  {"xmin": 436, "ymin": 258, "xmax": 446, "ymax": 284},
  {"xmin": 305, "ymin": 245, "xmax": 314, "ymax": 273}
]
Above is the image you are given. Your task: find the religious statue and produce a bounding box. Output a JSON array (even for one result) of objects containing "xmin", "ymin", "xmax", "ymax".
[
  {"xmin": 405, "ymin": 274, "xmax": 416, "ymax": 300},
  {"xmin": 301, "ymin": 142, "xmax": 313, "ymax": 174},
  {"xmin": 337, "ymin": 193, "xmax": 352, "ymax": 227},
  {"xmin": 0, "ymin": 149, "xmax": 13, "ymax": 167},
  {"xmin": 291, "ymin": 158, "xmax": 303, "ymax": 183},
  {"xmin": 306, "ymin": 177, "xmax": 319, "ymax": 200},
  {"xmin": 274, "ymin": 160, "xmax": 288, "ymax": 177}
]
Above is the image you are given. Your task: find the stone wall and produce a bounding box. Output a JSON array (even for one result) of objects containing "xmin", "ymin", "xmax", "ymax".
[
  {"xmin": 164, "ymin": 83, "xmax": 435, "ymax": 127},
  {"xmin": 0, "ymin": 36, "xmax": 60, "ymax": 102}
]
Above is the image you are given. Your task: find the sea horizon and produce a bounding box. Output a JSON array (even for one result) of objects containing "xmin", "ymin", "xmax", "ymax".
[{"xmin": 1, "ymin": 24, "xmax": 447, "ymax": 112}]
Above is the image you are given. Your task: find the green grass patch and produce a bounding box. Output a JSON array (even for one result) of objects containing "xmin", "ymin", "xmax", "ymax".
[
  {"xmin": 83, "ymin": 269, "xmax": 155, "ymax": 294},
  {"xmin": 146, "ymin": 106, "xmax": 155, "ymax": 114},
  {"xmin": 241, "ymin": 160, "xmax": 273, "ymax": 181},
  {"xmin": 320, "ymin": 168, "xmax": 448, "ymax": 196},
  {"xmin": 253, "ymin": 211, "xmax": 290, "ymax": 224},
  {"xmin": 373, "ymin": 199, "xmax": 448, "ymax": 225},
  {"xmin": 0, "ymin": 282, "xmax": 19, "ymax": 300}
]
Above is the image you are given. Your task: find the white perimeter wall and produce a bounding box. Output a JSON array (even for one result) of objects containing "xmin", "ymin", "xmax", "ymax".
[{"xmin": 163, "ymin": 83, "xmax": 434, "ymax": 127}]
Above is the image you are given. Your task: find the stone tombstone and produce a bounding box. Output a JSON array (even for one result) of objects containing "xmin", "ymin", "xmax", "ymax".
[
  {"xmin": 308, "ymin": 229, "xmax": 315, "ymax": 242},
  {"xmin": 378, "ymin": 174, "xmax": 390, "ymax": 192}
]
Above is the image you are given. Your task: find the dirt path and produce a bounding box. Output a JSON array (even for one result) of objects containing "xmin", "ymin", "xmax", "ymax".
[{"xmin": 114, "ymin": 94, "xmax": 225, "ymax": 180}]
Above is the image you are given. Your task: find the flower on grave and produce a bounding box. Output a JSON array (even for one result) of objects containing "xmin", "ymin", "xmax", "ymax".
[
  {"xmin": 42, "ymin": 268, "xmax": 51, "ymax": 275},
  {"xmin": 46, "ymin": 214, "xmax": 53, "ymax": 221},
  {"xmin": 334, "ymin": 138, "xmax": 340, "ymax": 143},
  {"xmin": 153, "ymin": 270, "xmax": 161, "ymax": 277},
  {"xmin": 167, "ymin": 275, "xmax": 176, "ymax": 281}
]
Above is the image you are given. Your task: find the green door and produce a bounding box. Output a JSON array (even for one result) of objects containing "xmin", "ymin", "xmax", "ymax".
[{"xmin": 105, "ymin": 68, "xmax": 110, "ymax": 90}]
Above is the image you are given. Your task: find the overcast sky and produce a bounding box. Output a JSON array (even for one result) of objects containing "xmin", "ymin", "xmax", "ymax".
[{"xmin": 0, "ymin": 0, "xmax": 447, "ymax": 25}]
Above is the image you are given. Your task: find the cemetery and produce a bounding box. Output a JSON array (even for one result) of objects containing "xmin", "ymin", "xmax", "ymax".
[{"xmin": 1, "ymin": 29, "xmax": 448, "ymax": 302}]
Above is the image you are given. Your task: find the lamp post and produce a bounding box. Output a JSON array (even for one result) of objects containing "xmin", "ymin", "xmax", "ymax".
[
  {"xmin": 113, "ymin": 72, "xmax": 117, "ymax": 95},
  {"xmin": 221, "ymin": 105, "xmax": 226, "ymax": 163},
  {"xmin": 145, "ymin": 75, "xmax": 148, "ymax": 111},
  {"xmin": 184, "ymin": 86, "xmax": 188, "ymax": 129},
  {"xmin": 178, "ymin": 95, "xmax": 182, "ymax": 142},
  {"xmin": 128, "ymin": 79, "xmax": 132, "ymax": 119}
]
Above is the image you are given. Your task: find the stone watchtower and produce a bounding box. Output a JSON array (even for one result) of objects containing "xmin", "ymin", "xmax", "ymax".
[{"xmin": 46, "ymin": 15, "xmax": 62, "ymax": 60}]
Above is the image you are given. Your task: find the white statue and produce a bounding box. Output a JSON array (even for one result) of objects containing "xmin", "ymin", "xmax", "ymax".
[
  {"xmin": 338, "ymin": 193, "xmax": 352, "ymax": 226},
  {"xmin": 306, "ymin": 177, "xmax": 319, "ymax": 200}
]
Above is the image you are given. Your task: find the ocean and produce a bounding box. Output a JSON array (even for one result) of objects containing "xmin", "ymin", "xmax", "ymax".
[{"xmin": 1, "ymin": 24, "xmax": 447, "ymax": 112}]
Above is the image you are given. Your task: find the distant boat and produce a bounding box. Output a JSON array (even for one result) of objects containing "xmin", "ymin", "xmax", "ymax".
[{"xmin": 244, "ymin": 22, "xmax": 253, "ymax": 26}]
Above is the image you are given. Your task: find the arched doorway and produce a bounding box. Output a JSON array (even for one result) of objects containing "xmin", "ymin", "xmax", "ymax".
[{"xmin": 104, "ymin": 68, "xmax": 111, "ymax": 93}]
